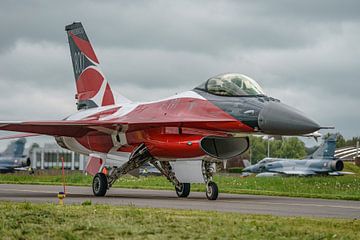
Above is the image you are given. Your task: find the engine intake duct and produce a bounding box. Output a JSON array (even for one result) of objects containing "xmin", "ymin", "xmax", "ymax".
[{"xmin": 200, "ymin": 136, "xmax": 249, "ymax": 159}]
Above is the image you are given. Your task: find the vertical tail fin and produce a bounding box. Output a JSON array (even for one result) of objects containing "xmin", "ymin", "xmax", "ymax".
[
  {"xmin": 309, "ymin": 134, "xmax": 336, "ymax": 160},
  {"xmin": 65, "ymin": 22, "xmax": 127, "ymax": 110},
  {"xmin": 2, "ymin": 138, "xmax": 26, "ymax": 158},
  {"xmin": 14, "ymin": 138, "xmax": 26, "ymax": 157}
]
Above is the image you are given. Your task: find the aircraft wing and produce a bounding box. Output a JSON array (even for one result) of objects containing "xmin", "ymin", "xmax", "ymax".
[
  {"xmin": 0, "ymin": 165, "xmax": 32, "ymax": 172},
  {"xmin": 256, "ymin": 170, "xmax": 316, "ymax": 177},
  {"xmin": 0, "ymin": 133, "xmax": 40, "ymax": 140},
  {"xmin": 328, "ymin": 171, "xmax": 355, "ymax": 176},
  {"xmin": 0, "ymin": 121, "xmax": 103, "ymax": 138},
  {"xmin": 0, "ymin": 118, "xmax": 239, "ymax": 138},
  {"xmin": 255, "ymin": 172, "xmax": 282, "ymax": 177},
  {"xmin": 277, "ymin": 170, "xmax": 316, "ymax": 176}
]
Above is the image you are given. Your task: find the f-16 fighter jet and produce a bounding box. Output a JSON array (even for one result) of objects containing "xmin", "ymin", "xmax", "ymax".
[
  {"xmin": 0, "ymin": 138, "xmax": 31, "ymax": 173},
  {"xmin": 0, "ymin": 22, "xmax": 324, "ymax": 200},
  {"xmin": 243, "ymin": 135, "xmax": 353, "ymax": 177}
]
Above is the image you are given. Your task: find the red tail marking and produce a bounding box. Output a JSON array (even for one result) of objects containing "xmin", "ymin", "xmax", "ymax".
[
  {"xmin": 70, "ymin": 32, "xmax": 99, "ymax": 64},
  {"xmin": 101, "ymin": 83, "xmax": 115, "ymax": 106},
  {"xmin": 76, "ymin": 68, "xmax": 104, "ymax": 100}
]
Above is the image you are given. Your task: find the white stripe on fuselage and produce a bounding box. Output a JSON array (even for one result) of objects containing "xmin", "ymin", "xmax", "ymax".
[
  {"xmin": 65, "ymin": 105, "xmax": 117, "ymax": 120},
  {"xmin": 155, "ymin": 90, "xmax": 206, "ymax": 102},
  {"xmin": 67, "ymin": 90, "xmax": 205, "ymax": 121}
]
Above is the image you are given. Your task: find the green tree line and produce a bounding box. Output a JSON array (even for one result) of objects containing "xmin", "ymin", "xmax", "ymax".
[
  {"xmin": 323, "ymin": 133, "xmax": 360, "ymax": 148},
  {"xmin": 248, "ymin": 136, "xmax": 307, "ymax": 163},
  {"xmin": 248, "ymin": 133, "xmax": 360, "ymax": 164}
]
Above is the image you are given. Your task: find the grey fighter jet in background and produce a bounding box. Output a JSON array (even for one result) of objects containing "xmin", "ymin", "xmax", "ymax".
[
  {"xmin": 243, "ymin": 135, "xmax": 354, "ymax": 177},
  {"xmin": 0, "ymin": 138, "xmax": 31, "ymax": 173}
]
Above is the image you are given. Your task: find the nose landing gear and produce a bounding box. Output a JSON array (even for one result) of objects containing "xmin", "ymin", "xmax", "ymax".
[
  {"xmin": 202, "ymin": 161, "xmax": 219, "ymax": 200},
  {"xmin": 205, "ymin": 181, "xmax": 218, "ymax": 200}
]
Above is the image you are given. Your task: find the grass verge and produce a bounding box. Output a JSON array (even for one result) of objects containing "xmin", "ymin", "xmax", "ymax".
[
  {"xmin": 0, "ymin": 201, "xmax": 359, "ymax": 239},
  {"xmin": 0, "ymin": 163, "xmax": 359, "ymax": 201}
]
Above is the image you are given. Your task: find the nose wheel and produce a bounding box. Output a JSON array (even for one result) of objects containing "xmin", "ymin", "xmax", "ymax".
[
  {"xmin": 206, "ymin": 181, "xmax": 218, "ymax": 200},
  {"xmin": 202, "ymin": 161, "xmax": 219, "ymax": 200}
]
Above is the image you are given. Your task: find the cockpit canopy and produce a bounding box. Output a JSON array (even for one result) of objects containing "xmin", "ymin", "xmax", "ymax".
[
  {"xmin": 196, "ymin": 73, "xmax": 265, "ymax": 96},
  {"xmin": 258, "ymin": 158, "xmax": 277, "ymax": 164}
]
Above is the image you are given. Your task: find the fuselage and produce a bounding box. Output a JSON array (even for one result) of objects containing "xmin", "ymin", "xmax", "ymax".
[
  {"xmin": 244, "ymin": 157, "xmax": 344, "ymax": 174},
  {"xmin": 56, "ymin": 90, "xmax": 256, "ymax": 160},
  {"xmin": 0, "ymin": 157, "xmax": 30, "ymax": 171},
  {"xmin": 56, "ymin": 78, "xmax": 321, "ymax": 163}
]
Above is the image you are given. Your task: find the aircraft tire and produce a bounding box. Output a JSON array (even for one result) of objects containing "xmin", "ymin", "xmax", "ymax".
[
  {"xmin": 206, "ymin": 181, "xmax": 218, "ymax": 200},
  {"xmin": 175, "ymin": 183, "xmax": 191, "ymax": 198},
  {"xmin": 92, "ymin": 173, "xmax": 108, "ymax": 197}
]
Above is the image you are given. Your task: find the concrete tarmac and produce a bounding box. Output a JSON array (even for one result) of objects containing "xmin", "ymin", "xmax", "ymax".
[{"xmin": 0, "ymin": 184, "xmax": 359, "ymax": 219}]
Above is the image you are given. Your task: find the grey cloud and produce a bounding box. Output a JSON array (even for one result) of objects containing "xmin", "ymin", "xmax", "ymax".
[
  {"xmin": 0, "ymin": 0, "xmax": 359, "ymax": 139},
  {"xmin": 0, "ymin": 41, "xmax": 73, "ymax": 88},
  {"xmin": 0, "ymin": 0, "xmax": 356, "ymax": 53}
]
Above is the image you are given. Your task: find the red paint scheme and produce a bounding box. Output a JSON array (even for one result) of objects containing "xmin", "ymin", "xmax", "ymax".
[
  {"xmin": 85, "ymin": 156, "xmax": 103, "ymax": 176},
  {"xmin": 0, "ymin": 122, "xmax": 91, "ymax": 137},
  {"xmin": 70, "ymin": 32, "xmax": 99, "ymax": 63},
  {"xmin": 121, "ymin": 98, "xmax": 254, "ymax": 133},
  {"xmin": 0, "ymin": 96, "xmax": 254, "ymax": 159},
  {"xmin": 117, "ymin": 145, "xmax": 135, "ymax": 153},
  {"xmin": 76, "ymin": 67, "xmax": 104, "ymax": 100},
  {"xmin": 101, "ymin": 83, "xmax": 115, "ymax": 106},
  {"xmin": 76, "ymin": 132, "xmax": 114, "ymax": 153},
  {"xmin": 127, "ymin": 128, "xmax": 202, "ymax": 158},
  {"xmin": 144, "ymin": 133, "xmax": 204, "ymax": 159}
]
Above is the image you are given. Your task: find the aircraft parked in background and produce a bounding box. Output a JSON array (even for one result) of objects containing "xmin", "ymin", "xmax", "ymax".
[
  {"xmin": 0, "ymin": 138, "xmax": 31, "ymax": 173},
  {"xmin": 0, "ymin": 22, "xmax": 324, "ymax": 200},
  {"xmin": 243, "ymin": 135, "xmax": 354, "ymax": 177}
]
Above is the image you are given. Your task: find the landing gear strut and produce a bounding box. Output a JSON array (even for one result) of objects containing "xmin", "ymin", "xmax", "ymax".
[
  {"xmin": 151, "ymin": 161, "xmax": 191, "ymax": 198},
  {"xmin": 92, "ymin": 143, "xmax": 153, "ymax": 197},
  {"xmin": 202, "ymin": 161, "xmax": 219, "ymax": 200}
]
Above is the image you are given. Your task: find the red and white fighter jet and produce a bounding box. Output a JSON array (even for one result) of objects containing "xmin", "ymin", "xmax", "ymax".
[{"xmin": 0, "ymin": 22, "xmax": 322, "ymax": 200}]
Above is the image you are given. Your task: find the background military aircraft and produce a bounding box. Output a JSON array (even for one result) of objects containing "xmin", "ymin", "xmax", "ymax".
[
  {"xmin": 243, "ymin": 135, "xmax": 354, "ymax": 177},
  {"xmin": 0, "ymin": 22, "xmax": 324, "ymax": 200},
  {"xmin": 0, "ymin": 138, "xmax": 31, "ymax": 173}
]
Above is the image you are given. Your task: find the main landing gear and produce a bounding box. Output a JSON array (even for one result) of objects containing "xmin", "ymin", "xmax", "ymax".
[
  {"xmin": 151, "ymin": 161, "xmax": 191, "ymax": 198},
  {"xmin": 152, "ymin": 160, "xmax": 219, "ymax": 200},
  {"xmin": 93, "ymin": 173, "xmax": 107, "ymax": 196},
  {"xmin": 92, "ymin": 143, "xmax": 153, "ymax": 197},
  {"xmin": 91, "ymin": 144, "xmax": 219, "ymax": 200},
  {"xmin": 175, "ymin": 183, "xmax": 191, "ymax": 198}
]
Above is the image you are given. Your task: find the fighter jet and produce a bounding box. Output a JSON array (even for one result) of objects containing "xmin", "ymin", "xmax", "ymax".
[
  {"xmin": 243, "ymin": 135, "xmax": 353, "ymax": 177},
  {"xmin": 0, "ymin": 22, "xmax": 323, "ymax": 200},
  {"xmin": 0, "ymin": 138, "xmax": 31, "ymax": 173}
]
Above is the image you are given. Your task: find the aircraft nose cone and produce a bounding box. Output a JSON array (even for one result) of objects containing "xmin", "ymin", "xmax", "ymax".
[{"xmin": 258, "ymin": 102, "xmax": 320, "ymax": 135}]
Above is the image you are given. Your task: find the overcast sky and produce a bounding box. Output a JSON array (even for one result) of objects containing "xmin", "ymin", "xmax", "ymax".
[{"xmin": 0, "ymin": 0, "xmax": 359, "ymax": 149}]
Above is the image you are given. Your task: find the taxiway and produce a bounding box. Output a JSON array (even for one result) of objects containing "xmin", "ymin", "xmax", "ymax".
[{"xmin": 0, "ymin": 184, "xmax": 359, "ymax": 219}]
